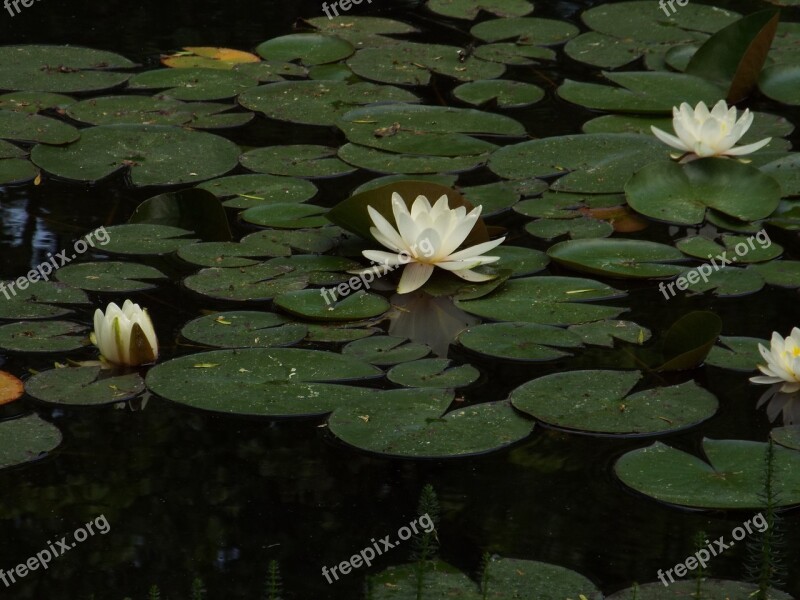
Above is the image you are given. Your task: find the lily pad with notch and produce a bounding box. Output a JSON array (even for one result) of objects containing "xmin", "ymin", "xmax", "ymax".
[
  {"xmin": 0, "ymin": 414, "xmax": 62, "ymax": 470},
  {"xmin": 452, "ymin": 79, "xmax": 544, "ymax": 108},
  {"xmin": 0, "ymin": 91, "xmax": 74, "ymax": 113},
  {"xmin": 181, "ymin": 311, "xmax": 307, "ymax": 348},
  {"xmin": 240, "ymin": 145, "xmax": 356, "ymax": 178},
  {"xmin": 568, "ymin": 320, "xmax": 651, "ymax": 348},
  {"xmin": 706, "ymin": 336, "xmax": 768, "ymax": 371},
  {"xmin": 547, "ymin": 238, "xmax": 685, "ymax": 279},
  {"xmin": 255, "ymin": 34, "xmax": 354, "ymax": 66},
  {"xmin": 95, "ymin": 224, "xmax": 199, "ymax": 256},
  {"xmin": 275, "ymin": 289, "xmax": 390, "ymax": 321},
  {"xmin": 56, "ymin": 261, "xmax": 166, "ymax": 293},
  {"xmin": 458, "ymin": 322, "xmax": 583, "ymax": 361},
  {"xmin": 387, "ymin": 358, "xmax": 479, "ymax": 388},
  {"xmin": 25, "ymin": 366, "xmax": 145, "ymax": 406},
  {"xmin": 0, "ymin": 321, "xmax": 88, "ymax": 353},
  {"xmin": 0, "ymin": 281, "xmax": 89, "ymax": 320},
  {"xmin": 0, "ymin": 110, "xmax": 80, "ymax": 145},
  {"xmin": 196, "ymin": 173, "xmax": 317, "ymax": 208},
  {"xmin": 127, "ymin": 68, "xmax": 260, "ymax": 101},
  {"xmin": 338, "ymin": 143, "xmax": 491, "ymax": 175},
  {"xmin": 470, "ymin": 18, "xmax": 579, "ymax": 45},
  {"xmin": 342, "ymin": 336, "xmax": 430, "ymax": 366},
  {"xmin": 426, "ymin": 0, "xmax": 533, "ymax": 20}
]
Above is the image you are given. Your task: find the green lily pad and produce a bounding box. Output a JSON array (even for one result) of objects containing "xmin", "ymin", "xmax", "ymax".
[
  {"xmin": 426, "ymin": 0, "xmax": 533, "ymax": 20},
  {"xmin": 760, "ymin": 64, "xmax": 800, "ymax": 105},
  {"xmin": 196, "ymin": 173, "xmax": 317, "ymax": 207},
  {"xmin": 706, "ymin": 336, "xmax": 767, "ymax": 371},
  {"xmin": 0, "ymin": 91, "xmax": 74, "ymax": 113},
  {"xmin": 625, "ymin": 159, "xmax": 783, "ymax": 225},
  {"xmin": 470, "ymin": 18, "xmax": 579, "ymax": 45},
  {"xmin": 452, "ymin": 80, "xmax": 544, "ymax": 108},
  {"xmin": 0, "ymin": 110, "xmax": 80, "ymax": 145},
  {"xmin": 371, "ymin": 562, "xmax": 482, "ymax": 600},
  {"xmin": 305, "ymin": 15, "xmax": 418, "ymax": 43},
  {"xmin": 241, "ymin": 203, "xmax": 329, "ymax": 229},
  {"xmin": 0, "ymin": 320, "xmax": 88, "ymax": 353},
  {"xmin": 458, "ymin": 322, "xmax": 582, "ymax": 361},
  {"xmin": 255, "ymin": 34, "xmax": 354, "ymax": 65},
  {"xmin": 0, "ymin": 45, "xmax": 134, "ymax": 93},
  {"xmin": 473, "ymin": 43, "xmax": 554, "ymax": 65},
  {"xmin": 181, "ymin": 311, "xmax": 307, "ymax": 349},
  {"xmin": 328, "ymin": 393, "xmax": 533, "ymax": 458},
  {"xmin": 274, "ymin": 289, "xmax": 390, "ymax": 321},
  {"xmin": 568, "ymin": 320, "xmax": 651, "ymax": 347},
  {"xmin": 25, "ymin": 366, "xmax": 145, "ymax": 406},
  {"xmin": 460, "ymin": 181, "xmax": 539, "ymax": 216},
  {"xmin": 240, "ymin": 228, "xmax": 339, "ymax": 256},
  {"xmin": 342, "ymin": 336, "xmax": 430, "ymax": 366},
  {"xmin": 337, "ymin": 104, "xmax": 523, "ymax": 157},
  {"xmin": 615, "ymin": 438, "xmax": 800, "ymax": 508},
  {"xmin": 484, "ymin": 246, "xmax": 548, "ymax": 278},
  {"xmin": 95, "ymin": 224, "xmax": 198, "ymax": 256},
  {"xmin": 233, "ymin": 60, "xmax": 308, "ymax": 82},
  {"xmin": 127, "ymin": 68, "xmax": 259, "ymax": 101},
  {"xmin": 526, "ymin": 217, "xmax": 614, "ymax": 240},
  {"xmin": 339, "ymin": 143, "xmax": 490, "ymax": 175},
  {"xmin": 511, "ymin": 370, "xmax": 717, "ymax": 435},
  {"xmin": 0, "ymin": 140, "xmax": 37, "ymax": 184},
  {"xmin": 490, "ymin": 134, "xmax": 668, "ymax": 193},
  {"xmin": 346, "ymin": 42, "xmax": 506, "ymax": 86},
  {"xmin": 481, "ymin": 557, "xmax": 602, "ymax": 600},
  {"xmin": 749, "ymin": 260, "xmax": 800, "ymax": 287},
  {"xmin": 515, "ymin": 191, "xmax": 627, "ymax": 219},
  {"xmin": 352, "ymin": 174, "xmax": 458, "ymax": 196},
  {"xmin": 772, "ymin": 425, "xmax": 800, "ymax": 451},
  {"xmin": 31, "ymin": 124, "xmax": 240, "ymax": 186},
  {"xmin": 305, "ymin": 324, "xmax": 381, "ymax": 343},
  {"xmin": 548, "ymin": 238, "xmax": 685, "ymax": 279},
  {"xmin": 145, "ymin": 348, "xmax": 382, "ymax": 417},
  {"xmin": 238, "ymin": 80, "xmax": 418, "ymax": 126},
  {"xmin": 607, "ymin": 580, "xmax": 794, "ymax": 599},
  {"xmin": 682, "ymin": 266, "xmax": 766, "ymax": 297},
  {"xmin": 762, "ymin": 154, "xmax": 800, "ymax": 198},
  {"xmin": 240, "ymin": 145, "xmax": 355, "ymax": 178},
  {"xmin": 176, "ymin": 241, "xmax": 266, "ymax": 268},
  {"xmin": 387, "ymin": 359, "xmax": 479, "ymax": 388},
  {"xmin": 55, "ymin": 261, "xmax": 166, "ymax": 292},
  {"xmin": 559, "ymin": 72, "xmax": 725, "ymax": 113},
  {"xmin": 0, "ymin": 414, "xmax": 62, "ymax": 470},
  {"xmin": 455, "ymin": 276, "xmax": 627, "ymax": 325},
  {"xmin": 678, "ymin": 234, "xmax": 782, "ymax": 264},
  {"xmin": 128, "ymin": 188, "xmax": 231, "ymax": 243},
  {"xmin": 0, "ymin": 281, "xmax": 89, "ymax": 320}
]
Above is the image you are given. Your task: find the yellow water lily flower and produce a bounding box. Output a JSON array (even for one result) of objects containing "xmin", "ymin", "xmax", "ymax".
[
  {"xmin": 364, "ymin": 192, "xmax": 505, "ymax": 294},
  {"xmin": 651, "ymin": 100, "xmax": 771, "ymax": 159},
  {"xmin": 750, "ymin": 328, "xmax": 800, "ymax": 393},
  {"xmin": 92, "ymin": 300, "xmax": 159, "ymax": 366}
]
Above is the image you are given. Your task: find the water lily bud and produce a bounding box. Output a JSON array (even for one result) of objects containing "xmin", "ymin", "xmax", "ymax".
[{"xmin": 93, "ymin": 300, "xmax": 158, "ymax": 366}]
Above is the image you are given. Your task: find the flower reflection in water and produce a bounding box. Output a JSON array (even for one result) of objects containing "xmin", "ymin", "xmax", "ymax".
[{"xmin": 757, "ymin": 384, "xmax": 800, "ymax": 426}]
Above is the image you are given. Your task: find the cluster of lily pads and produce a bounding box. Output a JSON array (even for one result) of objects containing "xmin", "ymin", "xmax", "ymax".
[{"xmin": 1, "ymin": 0, "xmax": 800, "ymax": 595}]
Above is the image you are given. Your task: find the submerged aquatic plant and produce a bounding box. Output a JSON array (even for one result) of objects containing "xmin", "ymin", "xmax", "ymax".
[
  {"xmin": 750, "ymin": 328, "xmax": 800, "ymax": 393},
  {"xmin": 651, "ymin": 100, "xmax": 771, "ymax": 159},
  {"xmin": 363, "ymin": 192, "xmax": 505, "ymax": 294},
  {"xmin": 92, "ymin": 300, "xmax": 159, "ymax": 366}
]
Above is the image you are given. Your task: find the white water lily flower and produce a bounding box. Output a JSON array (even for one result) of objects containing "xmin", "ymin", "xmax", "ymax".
[
  {"xmin": 651, "ymin": 99, "xmax": 771, "ymax": 158},
  {"xmin": 92, "ymin": 300, "xmax": 159, "ymax": 366},
  {"xmin": 750, "ymin": 328, "xmax": 800, "ymax": 393},
  {"xmin": 363, "ymin": 192, "xmax": 505, "ymax": 294}
]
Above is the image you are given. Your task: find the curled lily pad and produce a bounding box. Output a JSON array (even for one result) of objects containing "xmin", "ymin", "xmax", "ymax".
[
  {"xmin": 55, "ymin": 261, "xmax": 165, "ymax": 292},
  {"xmin": 615, "ymin": 438, "xmax": 800, "ymax": 508},
  {"xmin": 0, "ymin": 414, "xmax": 62, "ymax": 470},
  {"xmin": 238, "ymin": 80, "xmax": 418, "ymax": 126},
  {"xmin": 328, "ymin": 393, "xmax": 533, "ymax": 458},
  {"xmin": 127, "ymin": 68, "xmax": 259, "ymax": 101},
  {"xmin": 0, "ymin": 281, "xmax": 89, "ymax": 320},
  {"xmin": 96, "ymin": 224, "xmax": 198, "ymax": 256},
  {"xmin": 706, "ymin": 336, "xmax": 767, "ymax": 371},
  {"xmin": 426, "ymin": 0, "xmax": 533, "ymax": 20},
  {"xmin": 452, "ymin": 80, "xmax": 544, "ymax": 108},
  {"xmin": 31, "ymin": 124, "xmax": 240, "ymax": 186},
  {"xmin": 0, "ymin": 45, "xmax": 134, "ymax": 93},
  {"xmin": 275, "ymin": 289, "xmax": 390, "ymax": 321},
  {"xmin": 511, "ymin": 370, "xmax": 717, "ymax": 435},
  {"xmin": 387, "ymin": 359, "xmax": 479, "ymax": 388},
  {"xmin": 548, "ymin": 239, "xmax": 685, "ymax": 279},
  {"xmin": 0, "ymin": 321, "xmax": 88, "ymax": 353},
  {"xmin": 181, "ymin": 311, "xmax": 307, "ymax": 349},
  {"xmin": 240, "ymin": 145, "xmax": 355, "ymax": 178},
  {"xmin": 342, "ymin": 336, "xmax": 430, "ymax": 366},
  {"xmin": 255, "ymin": 34, "xmax": 354, "ymax": 65},
  {"xmin": 458, "ymin": 322, "xmax": 582, "ymax": 361},
  {"xmin": 0, "ymin": 110, "xmax": 79, "ymax": 145},
  {"xmin": 25, "ymin": 366, "xmax": 145, "ymax": 406},
  {"xmin": 146, "ymin": 348, "xmax": 382, "ymax": 417},
  {"xmin": 625, "ymin": 159, "xmax": 783, "ymax": 225},
  {"xmin": 455, "ymin": 276, "xmax": 627, "ymax": 325}
]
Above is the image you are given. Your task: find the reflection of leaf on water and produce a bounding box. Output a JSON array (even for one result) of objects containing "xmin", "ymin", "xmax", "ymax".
[
  {"xmin": 758, "ymin": 384, "xmax": 800, "ymax": 425},
  {"xmin": 388, "ymin": 292, "xmax": 480, "ymax": 357}
]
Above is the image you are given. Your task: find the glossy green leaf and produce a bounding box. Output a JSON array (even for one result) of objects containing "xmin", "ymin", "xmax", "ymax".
[
  {"xmin": 128, "ymin": 68, "xmax": 259, "ymax": 101},
  {"xmin": 255, "ymin": 34, "xmax": 354, "ymax": 65},
  {"xmin": 0, "ymin": 414, "xmax": 62, "ymax": 470},
  {"xmin": 274, "ymin": 289, "xmax": 390, "ymax": 321},
  {"xmin": 240, "ymin": 145, "xmax": 356, "ymax": 178},
  {"xmin": 96, "ymin": 224, "xmax": 198, "ymax": 256},
  {"xmin": 387, "ymin": 358, "xmax": 479, "ymax": 388},
  {"xmin": 25, "ymin": 366, "xmax": 145, "ymax": 406},
  {"xmin": 0, "ymin": 321, "xmax": 87, "ymax": 353},
  {"xmin": 458, "ymin": 322, "xmax": 582, "ymax": 361},
  {"xmin": 55, "ymin": 261, "xmax": 166, "ymax": 293},
  {"xmin": 452, "ymin": 80, "xmax": 544, "ymax": 108},
  {"xmin": 548, "ymin": 238, "xmax": 685, "ymax": 279},
  {"xmin": 0, "ymin": 110, "xmax": 80, "ymax": 144},
  {"xmin": 181, "ymin": 311, "xmax": 307, "ymax": 348}
]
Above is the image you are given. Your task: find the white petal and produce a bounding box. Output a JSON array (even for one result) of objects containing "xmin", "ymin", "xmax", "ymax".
[
  {"xmin": 362, "ymin": 250, "xmax": 409, "ymax": 267},
  {"xmin": 397, "ymin": 263, "xmax": 434, "ymax": 294},
  {"xmin": 723, "ymin": 137, "xmax": 771, "ymax": 156},
  {"xmin": 450, "ymin": 268, "xmax": 498, "ymax": 282},
  {"xmin": 446, "ymin": 237, "xmax": 505, "ymax": 261},
  {"xmin": 651, "ymin": 126, "xmax": 690, "ymax": 152},
  {"xmin": 410, "ymin": 195, "xmax": 432, "ymax": 220},
  {"xmin": 368, "ymin": 206, "xmax": 405, "ymax": 252}
]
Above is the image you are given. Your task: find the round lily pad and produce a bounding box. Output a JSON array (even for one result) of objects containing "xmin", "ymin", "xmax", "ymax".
[
  {"xmin": 0, "ymin": 110, "xmax": 80, "ymax": 145},
  {"xmin": 181, "ymin": 311, "xmax": 307, "ymax": 348},
  {"xmin": 274, "ymin": 289, "xmax": 390, "ymax": 321},
  {"xmin": 0, "ymin": 414, "xmax": 62, "ymax": 470},
  {"xmin": 196, "ymin": 173, "xmax": 317, "ymax": 207},
  {"xmin": 470, "ymin": 18, "xmax": 579, "ymax": 45},
  {"xmin": 96, "ymin": 224, "xmax": 198, "ymax": 256},
  {"xmin": 240, "ymin": 145, "xmax": 355, "ymax": 178},
  {"xmin": 458, "ymin": 322, "xmax": 583, "ymax": 361},
  {"xmin": 176, "ymin": 241, "xmax": 266, "ymax": 268},
  {"xmin": 305, "ymin": 324, "xmax": 380, "ymax": 343},
  {"xmin": 338, "ymin": 143, "xmax": 490, "ymax": 175},
  {"xmin": 25, "ymin": 366, "xmax": 146, "ymax": 406},
  {"xmin": 0, "ymin": 281, "xmax": 89, "ymax": 320},
  {"xmin": 352, "ymin": 174, "xmax": 458, "ymax": 196},
  {"xmin": 772, "ymin": 425, "xmax": 800, "ymax": 451},
  {"xmin": 238, "ymin": 80, "xmax": 418, "ymax": 126},
  {"xmin": 485, "ymin": 246, "xmax": 548, "ymax": 277},
  {"xmin": 240, "ymin": 203, "xmax": 329, "ymax": 229},
  {"xmin": 145, "ymin": 348, "xmax": 382, "ymax": 417},
  {"xmin": 473, "ymin": 42, "xmax": 554, "ymax": 64},
  {"xmin": 452, "ymin": 80, "xmax": 544, "ymax": 108},
  {"xmin": 455, "ymin": 276, "xmax": 627, "ymax": 325},
  {"xmin": 489, "ymin": 134, "xmax": 668, "ymax": 193},
  {"xmin": 625, "ymin": 159, "xmax": 783, "ymax": 225},
  {"xmin": 460, "ymin": 181, "xmax": 535, "ymax": 216},
  {"xmin": 0, "ymin": 45, "xmax": 134, "ymax": 93},
  {"xmin": 386, "ymin": 358, "xmax": 479, "ymax": 388},
  {"xmin": 0, "ymin": 91, "xmax": 74, "ymax": 113},
  {"xmin": 56, "ymin": 261, "xmax": 166, "ymax": 292},
  {"xmin": 760, "ymin": 64, "xmax": 800, "ymax": 105},
  {"xmin": 615, "ymin": 438, "xmax": 800, "ymax": 508},
  {"xmin": 511, "ymin": 370, "xmax": 717, "ymax": 435},
  {"xmin": 240, "ymin": 228, "xmax": 339, "ymax": 256},
  {"xmin": 568, "ymin": 320, "xmax": 651, "ymax": 347},
  {"xmin": 481, "ymin": 557, "xmax": 602, "ymax": 599},
  {"xmin": 426, "ymin": 0, "xmax": 533, "ymax": 20},
  {"xmin": 0, "ymin": 149, "xmax": 37, "ymax": 185},
  {"xmin": 255, "ymin": 34, "xmax": 354, "ymax": 65},
  {"xmin": 548, "ymin": 239, "xmax": 686, "ymax": 279},
  {"xmin": 526, "ymin": 216, "xmax": 614, "ymax": 240},
  {"xmin": 706, "ymin": 336, "xmax": 768, "ymax": 371},
  {"xmin": 328, "ymin": 392, "xmax": 534, "ymax": 458},
  {"xmin": 127, "ymin": 68, "xmax": 259, "ymax": 101},
  {"xmin": 607, "ymin": 580, "xmax": 793, "ymax": 599},
  {"xmin": 305, "ymin": 15, "xmax": 418, "ymax": 42},
  {"xmin": 31, "ymin": 124, "xmax": 241, "ymax": 186},
  {"xmin": 342, "ymin": 336, "xmax": 430, "ymax": 366},
  {"xmin": 0, "ymin": 321, "xmax": 87, "ymax": 353}
]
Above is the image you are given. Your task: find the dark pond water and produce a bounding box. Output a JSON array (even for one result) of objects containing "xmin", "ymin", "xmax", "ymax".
[{"xmin": 1, "ymin": 0, "xmax": 799, "ymax": 598}]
